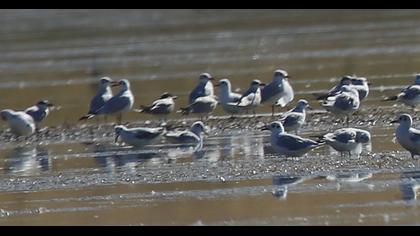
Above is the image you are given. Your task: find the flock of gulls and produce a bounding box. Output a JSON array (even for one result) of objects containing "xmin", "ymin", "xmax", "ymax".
[{"xmin": 1, "ymin": 69, "xmax": 420, "ymax": 159}]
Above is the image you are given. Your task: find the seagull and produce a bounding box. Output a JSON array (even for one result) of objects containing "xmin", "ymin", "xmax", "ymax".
[
  {"xmin": 164, "ymin": 121, "xmax": 207, "ymax": 147},
  {"xmin": 237, "ymin": 79, "xmax": 265, "ymax": 116},
  {"xmin": 0, "ymin": 109, "xmax": 36, "ymax": 136},
  {"xmin": 178, "ymin": 95, "xmax": 218, "ymax": 120},
  {"xmin": 261, "ymin": 121, "xmax": 323, "ymax": 157},
  {"xmin": 350, "ymin": 76, "xmax": 370, "ymax": 100},
  {"xmin": 134, "ymin": 92, "xmax": 177, "ymax": 121},
  {"xmin": 321, "ymin": 85, "xmax": 360, "ymax": 125},
  {"xmin": 25, "ymin": 100, "xmax": 54, "ymax": 130},
  {"xmin": 278, "ymin": 99, "xmax": 311, "ymax": 134},
  {"xmin": 391, "ymin": 114, "xmax": 420, "ymax": 158},
  {"xmin": 83, "ymin": 77, "xmax": 115, "ymax": 124},
  {"xmin": 261, "ymin": 69, "xmax": 294, "ymax": 116},
  {"xmin": 215, "ymin": 78, "xmax": 243, "ymax": 116},
  {"xmin": 313, "ymin": 75, "xmax": 353, "ymax": 100},
  {"xmin": 114, "ymin": 125, "xmax": 165, "ymax": 147},
  {"xmin": 189, "ymin": 73, "xmax": 215, "ymax": 104},
  {"xmin": 384, "ymin": 74, "xmax": 420, "ymax": 109},
  {"xmin": 79, "ymin": 79, "xmax": 134, "ymax": 124},
  {"xmin": 317, "ymin": 128, "xmax": 371, "ymax": 157}
]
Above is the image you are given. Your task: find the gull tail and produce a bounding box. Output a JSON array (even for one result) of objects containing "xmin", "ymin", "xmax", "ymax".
[
  {"xmin": 79, "ymin": 114, "xmax": 95, "ymax": 121},
  {"xmin": 383, "ymin": 95, "xmax": 398, "ymax": 101}
]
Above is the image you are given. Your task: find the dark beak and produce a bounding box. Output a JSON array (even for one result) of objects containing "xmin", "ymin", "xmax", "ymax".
[
  {"xmin": 111, "ymin": 81, "xmax": 120, "ymax": 87},
  {"xmin": 259, "ymin": 83, "xmax": 266, "ymax": 87},
  {"xmin": 214, "ymin": 83, "xmax": 220, "ymax": 87},
  {"xmin": 390, "ymin": 120, "xmax": 399, "ymax": 124},
  {"xmin": 285, "ymin": 75, "xmax": 291, "ymax": 78},
  {"xmin": 209, "ymin": 77, "xmax": 215, "ymax": 81},
  {"xmin": 115, "ymin": 134, "xmax": 120, "ymax": 143},
  {"xmin": 261, "ymin": 126, "xmax": 270, "ymax": 131},
  {"xmin": 47, "ymin": 103, "xmax": 54, "ymax": 107},
  {"xmin": 172, "ymin": 96, "xmax": 178, "ymax": 100},
  {"xmin": 307, "ymin": 105, "xmax": 313, "ymax": 110},
  {"xmin": 367, "ymin": 82, "xmax": 372, "ymax": 86}
]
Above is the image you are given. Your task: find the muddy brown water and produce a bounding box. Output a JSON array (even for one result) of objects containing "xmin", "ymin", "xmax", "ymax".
[{"xmin": 1, "ymin": 9, "xmax": 420, "ymax": 225}]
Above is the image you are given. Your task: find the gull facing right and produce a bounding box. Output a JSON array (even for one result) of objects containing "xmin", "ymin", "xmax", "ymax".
[
  {"xmin": 261, "ymin": 69, "xmax": 294, "ymax": 116},
  {"xmin": 278, "ymin": 99, "xmax": 311, "ymax": 135}
]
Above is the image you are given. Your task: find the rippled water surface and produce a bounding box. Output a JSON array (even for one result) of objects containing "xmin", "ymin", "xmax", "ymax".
[{"xmin": 1, "ymin": 9, "xmax": 420, "ymax": 225}]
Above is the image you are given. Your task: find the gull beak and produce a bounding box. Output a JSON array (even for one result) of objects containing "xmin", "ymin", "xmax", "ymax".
[
  {"xmin": 367, "ymin": 82, "xmax": 372, "ymax": 86},
  {"xmin": 172, "ymin": 96, "xmax": 178, "ymax": 100},
  {"xmin": 259, "ymin": 83, "xmax": 266, "ymax": 87},
  {"xmin": 111, "ymin": 81, "xmax": 120, "ymax": 87},
  {"xmin": 214, "ymin": 83, "xmax": 220, "ymax": 87},
  {"xmin": 209, "ymin": 77, "xmax": 215, "ymax": 81},
  {"xmin": 47, "ymin": 103, "xmax": 55, "ymax": 107},
  {"xmin": 115, "ymin": 134, "xmax": 120, "ymax": 143},
  {"xmin": 307, "ymin": 105, "xmax": 313, "ymax": 110},
  {"xmin": 390, "ymin": 119, "xmax": 399, "ymax": 124},
  {"xmin": 260, "ymin": 126, "xmax": 270, "ymax": 131}
]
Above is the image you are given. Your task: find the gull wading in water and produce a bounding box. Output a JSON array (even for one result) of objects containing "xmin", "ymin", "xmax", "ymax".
[
  {"xmin": 261, "ymin": 69, "xmax": 294, "ymax": 116},
  {"xmin": 1, "ymin": 109, "xmax": 36, "ymax": 136},
  {"xmin": 134, "ymin": 92, "xmax": 177, "ymax": 121},
  {"xmin": 237, "ymin": 79, "xmax": 265, "ymax": 116},
  {"xmin": 189, "ymin": 73, "xmax": 215, "ymax": 104},
  {"xmin": 391, "ymin": 114, "xmax": 420, "ymax": 158},
  {"xmin": 79, "ymin": 79, "xmax": 134, "ymax": 124},
  {"xmin": 384, "ymin": 74, "xmax": 420, "ymax": 109},
  {"xmin": 25, "ymin": 100, "xmax": 54, "ymax": 130},
  {"xmin": 164, "ymin": 121, "xmax": 208, "ymax": 148},
  {"xmin": 114, "ymin": 125, "xmax": 166, "ymax": 147},
  {"xmin": 321, "ymin": 85, "xmax": 360, "ymax": 126},
  {"xmin": 279, "ymin": 99, "xmax": 311, "ymax": 135},
  {"xmin": 317, "ymin": 128, "xmax": 371, "ymax": 157},
  {"xmin": 215, "ymin": 78, "xmax": 243, "ymax": 116},
  {"xmin": 262, "ymin": 121, "xmax": 323, "ymax": 157}
]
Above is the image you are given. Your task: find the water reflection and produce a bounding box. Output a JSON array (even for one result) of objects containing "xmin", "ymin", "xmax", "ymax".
[
  {"xmin": 322, "ymin": 172, "xmax": 374, "ymax": 191},
  {"xmin": 5, "ymin": 145, "xmax": 51, "ymax": 176},
  {"xmin": 400, "ymin": 170, "xmax": 420, "ymax": 201},
  {"xmin": 271, "ymin": 175, "xmax": 308, "ymax": 200}
]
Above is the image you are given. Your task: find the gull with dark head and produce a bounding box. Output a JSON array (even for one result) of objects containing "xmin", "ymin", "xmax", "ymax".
[
  {"xmin": 384, "ymin": 74, "xmax": 420, "ymax": 109},
  {"xmin": 262, "ymin": 121, "xmax": 322, "ymax": 157},
  {"xmin": 350, "ymin": 76, "xmax": 370, "ymax": 100},
  {"xmin": 165, "ymin": 121, "xmax": 208, "ymax": 148},
  {"xmin": 261, "ymin": 69, "xmax": 294, "ymax": 116},
  {"xmin": 189, "ymin": 73, "xmax": 214, "ymax": 104},
  {"xmin": 25, "ymin": 100, "xmax": 54, "ymax": 130},
  {"xmin": 1, "ymin": 109, "xmax": 36, "ymax": 136},
  {"xmin": 135, "ymin": 92, "xmax": 177, "ymax": 121},
  {"xmin": 322, "ymin": 85, "xmax": 360, "ymax": 126},
  {"xmin": 80, "ymin": 79, "xmax": 134, "ymax": 124},
  {"xmin": 237, "ymin": 79, "xmax": 265, "ymax": 116},
  {"xmin": 313, "ymin": 75, "xmax": 353, "ymax": 100}
]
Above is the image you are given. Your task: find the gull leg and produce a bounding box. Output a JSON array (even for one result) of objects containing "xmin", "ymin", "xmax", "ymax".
[
  {"xmin": 117, "ymin": 114, "xmax": 122, "ymax": 125},
  {"xmin": 253, "ymin": 109, "xmax": 256, "ymax": 117},
  {"xmin": 271, "ymin": 105, "xmax": 275, "ymax": 117},
  {"xmin": 346, "ymin": 116, "xmax": 350, "ymax": 127}
]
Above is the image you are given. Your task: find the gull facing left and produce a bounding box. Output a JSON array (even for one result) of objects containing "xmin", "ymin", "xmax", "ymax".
[
  {"xmin": 114, "ymin": 125, "xmax": 165, "ymax": 147},
  {"xmin": 391, "ymin": 114, "xmax": 420, "ymax": 158}
]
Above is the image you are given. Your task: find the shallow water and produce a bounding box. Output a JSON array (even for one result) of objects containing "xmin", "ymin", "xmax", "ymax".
[{"xmin": 1, "ymin": 9, "xmax": 420, "ymax": 225}]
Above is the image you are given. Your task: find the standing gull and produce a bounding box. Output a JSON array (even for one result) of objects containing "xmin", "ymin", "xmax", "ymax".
[
  {"xmin": 25, "ymin": 100, "xmax": 54, "ymax": 130},
  {"xmin": 318, "ymin": 128, "xmax": 371, "ymax": 157},
  {"xmin": 384, "ymin": 74, "xmax": 420, "ymax": 109},
  {"xmin": 313, "ymin": 76, "xmax": 352, "ymax": 100},
  {"xmin": 1, "ymin": 109, "xmax": 36, "ymax": 136},
  {"xmin": 83, "ymin": 77, "xmax": 115, "ymax": 124},
  {"xmin": 114, "ymin": 125, "xmax": 165, "ymax": 147},
  {"xmin": 279, "ymin": 99, "xmax": 311, "ymax": 135},
  {"xmin": 261, "ymin": 121, "xmax": 322, "ymax": 157},
  {"xmin": 178, "ymin": 95, "xmax": 218, "ymax": 120},
  {"xmin": 261, "ymin": 69, "xmax": 294, "ymax": 116},
  {"xmin": 237, "ymin": 79, "xmax": 265, "ymax": 116},
  {"xmin": 134, "ymin": 92, "xmax": 177, "ymax": 121},
  {"xmin": 189, "ymin": 73, "xmax": 215, "ymax": 104},
  {"xmin": 215, "ymin": 78, "xmax": 243, "ymax": 116},
  {"xmin": 350, "ymin": 76, "xmax": 370, "ymax": 100},
  {"xmin": 321, "ymin": 85, "xmax": 360, "ymax": 126},
  {"xmin": 79, "ymin": 79, "xmax": 134, "ymax": 124},
  {"xmin": 391, "ymin": 114, "xmax": 420, "ymax": 158}
]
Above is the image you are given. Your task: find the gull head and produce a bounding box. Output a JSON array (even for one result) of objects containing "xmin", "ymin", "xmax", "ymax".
[
  {"xmin": 355, "ymin": 130, "xmax": 371, "ymax": 143},
  {"xmin": 215, "ymin": 78, "xmax": 231, "ymax": 88},
  {"xmin": 0, "ymin": 109, "xmax": 14, "ymax": 121},
  {"xmin": 199, "ymin": 73, "xmax": 214, "ymax": 82},
  {"xmin": 114, "ymin": 125, "xmax": 127, "ymax": 142},
  {"xmin": 114, "ymin": 79, "xmax": 130, "ymax": 90},
  {"xmin": 391, "ymin": 113, "xmax": 413, "ymax": 127},
  {"xmin": 191, "ymin": 121, "xmax": 208, "ymax": 135},
  {"xmin": 273, "ymin": 69, "xmax": 290, "ymax": 80},
  {"xmin": 351, "ymin": 77, "xmax": 369, "ymax": 86},
  {"xmin": 261, "ymin": 121, "xmax": 285, "ymax": 134},
  {"xmin": 250, "ymin": 79, "xmax": 266, "ymax": 88},
  {"xmin": 296, "ymin": 99, "xmax": 311, "ymax": 110},
  {"xmin": 37, "ymin": 100, "xmax": 54, "ymax": 108},
  {"xmin": 99, "ymin": 77, "xmax": 113, "ymax": 86},
  {"xmin": 340, "ymin": 76, "xmax": 353, "ymax": 85},
  {"xmin": 340, "ymin": 85, "xmax": 359, "ymax": 96},
  {"xmin": 160, "ymin": 92, "xmax": 177, "ymax": 100}
]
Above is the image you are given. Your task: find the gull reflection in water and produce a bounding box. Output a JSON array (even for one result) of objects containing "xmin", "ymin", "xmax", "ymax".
[
  {"xmin": 322, "ymin": 172, "xmax": 374, "ymax": 191},
  {"xmin": 238, "ymin": 133, "xmax": 265, "ymax": 160},
  {"xmin": 93, "ymin": 143, "xmax": 160, "ymax": 174},
  {"xmin": 5, "ymin": 145, "xmax": 51, "ymax": 176},
  {"xmin": 400, "ymin": 170, "xmax": 420, "ymax": 201},
  {"xmin": 271, "ymin": 175, "xmax": 308, "ymax": 200}
]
